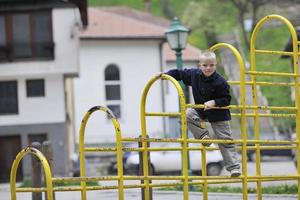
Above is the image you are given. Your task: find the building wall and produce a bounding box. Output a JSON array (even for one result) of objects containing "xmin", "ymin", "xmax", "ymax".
[
  {"xmin": 0, "ymin": 74, "xmax": 65, "ymax": 126},
  {"xmin": 0, "ymin": 7, "xmax": 81, "ymax": 78},
  {"xmin": 74, "ymin": 39, "xmax": 164, "ymax": 144},
  {"xmin": 0, "ymin": 7, "xmax": 82, "ymax": 179},
  {"xmin": 0, "ymin": 122, "xmax": 68, "ymax": 176}
]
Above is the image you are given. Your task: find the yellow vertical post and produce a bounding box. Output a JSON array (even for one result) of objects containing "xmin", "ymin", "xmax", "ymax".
[
  {"xmin": 140, "ymin": 78, "xmax": 153, "ymax": 200},
  {"xmin": 79, "ymin": 109, "xmax": 89, "ymax": 200},
  {"xmin": 111, "ymin": 115, "xmax": 125, "ymax": 200},
  {"xmin": 78, "ymin": 106, "xmax": 124, "ymax": 200},
  {"xmin": 10, "ymin": 147, "xmax": 53, "ymax": 200},
  {"xmin": 250, "ymin": 20, "xmax": 262, "ymax": 200},
  {"xmin": 200, "ymin": 147, "xmax": 208, "ymax": 200},
  {"xmin": 210, "ymin": 43, "xmax": 248, "ymax": 199},
  {"xmin": 140, "ymin": 74, "xmax": 188, "ymax": 200}
]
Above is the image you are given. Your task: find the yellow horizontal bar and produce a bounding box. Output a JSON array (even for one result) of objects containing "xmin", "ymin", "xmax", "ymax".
[
  {"xmin": 187, "ymin": 104, "xmax": 296, "ymax": 111},
  {"xmin": 16, "ymin": 188, "xmax": 46, "ymax": 192},
  {"xmin": 228, "ymin": 81, "xmax": 296, "ymax": 87},
  {"xmin": 245, "ymin": 145, "xmax": 296, "ymax": 150},
  {"xmin": 84, "ymin": 147, "xmax": 143, "ymax": 152},
  {"xmin": 145, "ymin": 111, "xmax": 296, "ymax": 118},
  {"xmin": 255, "ymin": 49, "xmax": 300, "ymax": 56},
  {"xmin": 231, "ymin": 113, "xmax": 296, "ymax": 118},
  {"xmin": 239, "ymin": 139, "xmax": 296, "ymax": 144},
  {"xmin": 245, "ymin": 71, "xmax": 297, "ymax": 77},
  {"xmin": 122, "ymin": 137, "xmax": 183, "ymax": 143},
  {"xmin": 145, "ymin": 112, "xmax": 181, "ymax": 117},
  {"xmin": 84, "ymin": 147, "xmax": 116, "ymax": 152}
]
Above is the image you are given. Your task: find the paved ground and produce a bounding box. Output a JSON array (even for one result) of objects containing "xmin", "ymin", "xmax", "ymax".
[
  {"xmin": 1, "ymin": 187, "xmax": 298, "ymax": 200},
  {"xmin": 1, "ymin": 158, "xmax": 299, "ymax": 199}
]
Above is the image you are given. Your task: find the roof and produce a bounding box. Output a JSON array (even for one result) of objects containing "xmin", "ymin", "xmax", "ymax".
[
  {"xmin": 80, "ymin": 6, "xmax": 200, "ymax": 61},
  {"xmin": 80, "ymin": 7, "xmax": 166, "ymax": 39},
  {"xmin": 163, "ymin": 43, "xmax": 200, "ymax": 62}
]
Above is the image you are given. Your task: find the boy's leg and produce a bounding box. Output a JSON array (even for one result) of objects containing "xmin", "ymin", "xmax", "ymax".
[
  {"xmin": 210, "ymin": 121, "xmax": 240, "ymax": 175},
  {"xmin": 186, "ymin": 108, "xmax": 211, "ymax": 146}
]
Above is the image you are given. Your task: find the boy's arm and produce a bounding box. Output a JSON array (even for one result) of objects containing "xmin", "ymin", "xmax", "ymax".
[
  {"xmin": 214, "ymin": 82, "xmax": 231, "ymax": 107},
  {"xmin": 164, "ymin": 69, "xmax": 193, "ymax": 85}
]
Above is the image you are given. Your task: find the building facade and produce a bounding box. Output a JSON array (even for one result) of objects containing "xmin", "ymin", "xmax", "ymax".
[{"xmin": 0, "ymin": 0, "xmax": 87, "ymax": 182}]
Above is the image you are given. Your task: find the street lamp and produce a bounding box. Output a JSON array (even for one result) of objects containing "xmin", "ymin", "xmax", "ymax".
[
  {"xmin": 165, "ymin": 17, "xmax": 189, "ymax": 71},
  {"xmin": 165, "ymin": 17, "xmax": 192, "ymax": 183}
]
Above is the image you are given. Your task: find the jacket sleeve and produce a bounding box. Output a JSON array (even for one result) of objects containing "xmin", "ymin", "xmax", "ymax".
[
  {"xmin": 214, "ymin": 82, "xmax": 231, "ymax": 107},
  {"xmin": 165, "ymin": 68, "xmax": 193, "ymax": 86}
]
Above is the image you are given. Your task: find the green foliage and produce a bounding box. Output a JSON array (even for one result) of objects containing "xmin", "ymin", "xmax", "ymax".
[
  {"xmin": 188, "ymin": 30, "xmax": 207, "ymax": 50},
  {"xmin": 182, "ymin": 0, "xmax": 237, "ymax": 34},
  {"xmin": 19, "ymin": 178, "xmax": 99, "ymax": 187},
  {"xmin": 159, "ymin": 184, "xmax": 298, "ymax": 194},
  {"xmin": 252, "ymin": 25, "xmax": 295, "ymax": 130}
]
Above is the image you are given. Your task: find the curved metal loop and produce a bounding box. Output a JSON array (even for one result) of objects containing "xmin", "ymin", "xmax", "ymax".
[
  {"xmin": 250, "ymin": 14, "xmax": 298, "ymax": 72},
  {"xmin": 140, "ymin": 73, "xmax": 186, "ymax": 138},
  {"xmin": 78, "ymin": 105, "xmax": 124, "ymax": 200},
  {"xmin": 140, "ymin": 73, "xmax": 189, "ymax": 200},
  {"xmin": 10, "ymin": 147, "xmax": 53, "ymax": 200}
]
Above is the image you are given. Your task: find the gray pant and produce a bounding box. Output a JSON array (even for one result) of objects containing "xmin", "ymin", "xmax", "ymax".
[{"xmin": 186, "ymin": 108, "xmax": 240, "ymax": 171}]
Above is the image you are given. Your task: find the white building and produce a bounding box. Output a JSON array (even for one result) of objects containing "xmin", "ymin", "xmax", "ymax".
[
  {"xmin": 74, "ymin": 7, "xmax": 200, "ymax": 145},
  {"xmin": 0, "ymin": 0, "xmax": 87, "ymax": 181}
]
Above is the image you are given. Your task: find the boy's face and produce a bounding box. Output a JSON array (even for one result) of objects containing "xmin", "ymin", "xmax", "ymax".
[{"xmin": 198, "ymin": 58, "xmax": 217, "ymax": 77}]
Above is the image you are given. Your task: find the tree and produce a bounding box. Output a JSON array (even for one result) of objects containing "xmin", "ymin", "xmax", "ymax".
[
  {"xmin": 182, "ymin": 1, "xmax": 218, "ymax": 47},
  {"xmin": 160, "ymin": 0, "xmax": 175, "ymax": 20},
  {"xmin": 222, "ymin": 0, "xmax": 300, "ymax": 48}
]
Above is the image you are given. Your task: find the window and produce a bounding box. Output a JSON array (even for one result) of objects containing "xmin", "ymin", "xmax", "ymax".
[
  {"xmin": 28, "ymin": 133, "xmax": 47, "ymax": 145},
  {"xmin": 26, "ymin": 79, "xmax": 45, "ymax": 97},
  {"xmin": 0, "ymin": 10, "xmax": 53, "ymax": 62},
  {"xmin": 104, "ymin": 64, "xmax": 121, "ymax": 118},
  {"xmin": 0, "ymin": 81, "xmax": 18, "ymax": 115}
]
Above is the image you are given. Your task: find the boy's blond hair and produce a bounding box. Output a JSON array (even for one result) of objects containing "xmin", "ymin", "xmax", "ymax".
[{"xmin": 199, "ymin": 50, "xmax": 217, "ymax": 63}]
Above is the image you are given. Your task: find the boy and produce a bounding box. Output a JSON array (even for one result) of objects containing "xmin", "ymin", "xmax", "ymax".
[{"xmin": 164, "ymin": 50, "xmax": 241, "ymax": 177}]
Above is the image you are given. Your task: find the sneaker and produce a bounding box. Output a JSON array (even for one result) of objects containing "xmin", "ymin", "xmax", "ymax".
[
  {"xmin": 200, "ymin": 134, "xmax": 211, "ymax": 147},
  {"xmin": 230, "ymin": 168, "xmax": 241, "ymax": 177}
]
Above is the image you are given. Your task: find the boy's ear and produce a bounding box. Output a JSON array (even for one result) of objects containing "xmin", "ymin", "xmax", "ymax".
[{"xmin": 197, "ymin": 63, "xmax": 201, "ymax": 67}]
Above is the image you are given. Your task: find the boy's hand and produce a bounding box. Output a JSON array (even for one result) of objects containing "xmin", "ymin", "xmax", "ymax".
[
  {"xmin": 156, "ymin": 72, "xmax": 164, "ymax": 78},
  {"xmin": 204, "ymin": 100, "xmax": 215, "ymax": 110}
]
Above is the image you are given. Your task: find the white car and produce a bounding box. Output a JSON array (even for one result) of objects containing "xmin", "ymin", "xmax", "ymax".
[{"xmin": 125, "ymin": 143, "xmax": 224, "ymax": 176}]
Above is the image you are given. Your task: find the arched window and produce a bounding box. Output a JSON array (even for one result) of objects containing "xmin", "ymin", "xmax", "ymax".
[{"xmin": 104, "ymin": 64, "xmax": 121, "ymax": 118}]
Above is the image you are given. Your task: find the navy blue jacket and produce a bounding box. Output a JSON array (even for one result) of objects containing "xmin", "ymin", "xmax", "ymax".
[{"xmin": 166, "ymin": 68, "xmax": 231, "ymax": 122}]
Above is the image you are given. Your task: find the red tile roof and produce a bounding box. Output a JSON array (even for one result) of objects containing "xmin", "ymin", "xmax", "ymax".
[
  {"xmin": 163, "ymin": 43, "xmax": 200, "ymax": 62},
  {"xmin": 80, "ymin": 6, "xmax": 200, "ymax": 61},
  {"xmin": 80, "ymin": 7, "xmax": 166, "ymax": 39}
]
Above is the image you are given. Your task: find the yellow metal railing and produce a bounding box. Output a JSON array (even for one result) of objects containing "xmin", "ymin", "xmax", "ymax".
[
  {"xmin": 250, "ymin": 14, "xmax": 300, "ymax": 200},
  {"xmin": 10, "ymin": 147, "xmax": 54, "ymax": 200},
  {"xmin": 10, "ymin": 14, "xmax": 300, "ymax": 200}
]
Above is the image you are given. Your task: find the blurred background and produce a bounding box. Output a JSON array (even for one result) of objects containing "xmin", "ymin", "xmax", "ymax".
[{"xmin": 0, "ymin": 0, "xmax": 299, "ymax": 183}]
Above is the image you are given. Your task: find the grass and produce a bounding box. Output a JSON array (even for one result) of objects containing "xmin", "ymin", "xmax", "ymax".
[
  {"xmin": 159, "ymin": 184, "xmax": 298, "ymax": 194},
  {"xmin": 19, "ymin": 178, "xmax": 99, "ymax": 188}
]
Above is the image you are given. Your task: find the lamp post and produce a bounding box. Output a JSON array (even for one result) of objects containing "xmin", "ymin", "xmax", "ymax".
[
  {"xmin": 165, "ymin": 17, "xmax": 193, "ymax": 182},
  {"xmin": 165, "ymin": 17, "xmax": 190, "ymax": 130},
  {"xmin": 165, "ymin": 17, "xmax": 189, "ymax": 71}
]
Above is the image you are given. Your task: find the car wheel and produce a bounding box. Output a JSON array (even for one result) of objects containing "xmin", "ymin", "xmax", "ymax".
[{"xmin": 207, "ymin": 163, "xmax": 222, "ymax": 176}]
